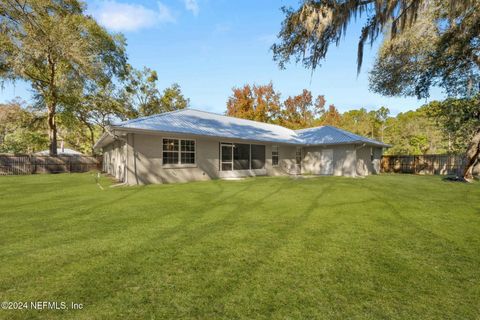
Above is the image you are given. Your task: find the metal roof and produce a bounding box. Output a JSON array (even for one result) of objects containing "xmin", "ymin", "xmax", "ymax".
[
  {"xmin": 295, "ymin": 125, "xmax": 389, "ymax": 147},
  {"xmin": 99, "ymin": 108, "xmax": 389, "ymax": 148},
  {"xmin": 113, "ymin": 109, "xmax": 302, "ymax": 144}
]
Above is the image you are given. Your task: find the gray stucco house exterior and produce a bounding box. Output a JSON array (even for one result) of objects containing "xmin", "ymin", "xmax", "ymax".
[{"xmin": 94, "ymin": 109, "xmax": 389, "ymax": 185}]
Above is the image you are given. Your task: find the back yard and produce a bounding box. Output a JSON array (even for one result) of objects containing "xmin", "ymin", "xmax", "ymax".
[{"xmin": 0, "ymin": 174, "xmax": 479, "ymax": 319}]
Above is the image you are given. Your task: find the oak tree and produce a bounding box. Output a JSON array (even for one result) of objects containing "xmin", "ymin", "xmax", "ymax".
[{"xmin": 0, "ymin": 0, "xmax": 127, "ymax": 155}]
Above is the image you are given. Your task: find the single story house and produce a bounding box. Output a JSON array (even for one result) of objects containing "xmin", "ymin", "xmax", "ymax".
[{"xmin": 94, "ymin": 108, "xmax": 390, "ymax": 184}]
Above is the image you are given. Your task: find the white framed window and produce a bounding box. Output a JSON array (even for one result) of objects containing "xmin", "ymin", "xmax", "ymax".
[
  {"xmin": 180, "ymin": 140, "xmax": 195, "ymax": 164},
  {"xmin": 272, "ymin": 145, "xmax": 279, "ymax": 166},
  {"xmin": 220, "ymin": 143, "xmax": 233, "ymax": 171},
  {"xmin": 163, "ymin": 138, "xmax": 195, "ymax": 165}
]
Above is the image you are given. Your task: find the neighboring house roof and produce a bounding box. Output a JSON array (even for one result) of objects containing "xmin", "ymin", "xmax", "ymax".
[
  {"xmin": 35, "ymin": 148, "xmax": 83, "ymax": 156},
  {"xmin": 94, "ymin": 108, "xmax": 390, "ymax": 149}
]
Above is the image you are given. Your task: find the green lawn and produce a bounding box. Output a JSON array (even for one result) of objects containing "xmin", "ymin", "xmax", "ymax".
[{"xmin": 0, "ymin": 173, "xmax": 479, "ymax": 319}]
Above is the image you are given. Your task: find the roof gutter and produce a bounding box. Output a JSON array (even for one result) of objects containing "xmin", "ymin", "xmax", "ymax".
[
  {"xmin": 93, "ymin": 131, "xmax": 112, "ymax": 151},
  {"xmin": 93, "ymin": 126, "xmax": 128, "ymax": 152}
]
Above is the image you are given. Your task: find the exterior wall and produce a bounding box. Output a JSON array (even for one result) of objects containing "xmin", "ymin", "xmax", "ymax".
[
  {"xmin": 102, "ymin": 139, "xmax": 127, "ymax": 182},
  {"xmin": 125, "ymin": 133, "xmax": 217, "ymax": 184},
  {"xmin": 356, "ymin": 146, "xmax": 373, "ymax": 176},
  {"xmin": 102, "ymin": 131, "xmax": 385, "ymax": 184},
  {"xmin": 266, "ymin": 144, "xmax": 298, "ymax": 176},
  {"xmin": 302, "ymin": 145, "xmax": 357, "ymax": 176},
  {"xmin": 119, "ymin": 132, "xmax": 299, "ymax": 185},
  {"xmin": 303, "ymin": 144, "xmax": 383, "ymax": 177}
]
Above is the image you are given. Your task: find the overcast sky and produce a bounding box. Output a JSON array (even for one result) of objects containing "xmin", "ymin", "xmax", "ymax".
[{"xmin": 0, "ymin": 0, "xmax": 445, "ymax": 115}]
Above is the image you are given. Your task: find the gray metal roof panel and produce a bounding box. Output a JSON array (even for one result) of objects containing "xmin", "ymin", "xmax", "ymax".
[
  {"xmin": 295, "ymin": 125, "xmax": 390, "ymax": 147},
  {"xmin": 114, "ymin": 109, "xmax": 302, "ymax": 144},
  {"xmin": 113, "ymin": 109, "xmax": 389, "ymax": 147}
]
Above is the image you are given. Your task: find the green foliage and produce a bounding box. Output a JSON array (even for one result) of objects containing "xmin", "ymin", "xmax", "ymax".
[
  {"xmin": 61, "ymin": 81, "xmax": 129, "ymax": 154},
  {"xmin": 120, "ymin": 66, "xmax": 161, "ymax": 117},
  {"xmin": 0, "ymin": 0, "xmax": 127, "ymax": 154},
  {"xmin": 120, "ymin": 66, "xmax": 189, "ymax": 117},
  {"xmin": 370, "ymin": 2, "xmax": 480, "ymax": 99},
  {"xmin": 383, "ymin": 107, "xmax": 448, "ymax": 155},
  {"xmin": 157, "ymin": 83, "xmax": 190, "ymax": 114},
  {"xmin": 1, "ymin": 129, "xmax": 49, "ymax": 154},
  {"xmin": 273, "ymin": 0, "xmax": 479, "ymax": 179},
  {"xmin": 274, "ymin": 0, "xmax": 479, "ymax": 99},
  {"xmin": 273, "ymin": 0, "xmax": 477, "ymax": 81},
  {"xmin": 227, "ymin": 84, "xmax": 448, "ymax": 154},
  {"xmin": 0, "ymin": 100, "xmax": 48, "ymax": 153},
  {"xmin": 426, "ymin": 95, "xmax": 480, "ymax": 152},
  {"xmin": 340, "ymin": 108, "xmax": 381, "ymax": 139},
  {"xmin": 57, "ymin": 111, "xmax": 101, "ymax": 155}
]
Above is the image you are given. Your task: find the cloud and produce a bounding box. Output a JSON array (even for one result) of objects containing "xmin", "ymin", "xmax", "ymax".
[
  {"xmin": 157, "ymin": 2, "xmax": 176, "ymax": 23},
  {"xmin": 91, "ymin": 1, "xmax": 175, "ymax": 32},
  {"xmin": 183, "ymin": 0, "xmax": 199, "ymax": 16}
]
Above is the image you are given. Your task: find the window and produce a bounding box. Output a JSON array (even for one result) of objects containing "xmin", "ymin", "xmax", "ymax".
[
  {"xmin": 163, "ymin": 139, "xmax": 179, "ymax": 164},
  {"xmin": 233, "ymin": 143, "xmax": 250, "ymax": 170},
  {"xmin": 181, "ymin": 140, "xmax": 195, "ymax": 164},
  {"xmin": 221, "ymin": 143, "xmax": 233, "ymax": 171},
  {"xmin": 295, "ymin": 147, "xmax": 302, "ymax": 166},
  {"xmin": 272, "ymin": 145, "xmax": 279, "ymax": 166},
  {"xmin": 163, "ymin": 138, "xmax": 195, "ymax": 165},
  {"xmin": 220, "ymin": 143, "xmax": 265, "ymax": 170},
  {"xmin": 251, "ymin": 145, "xmax": 266, "ymax": 169}
]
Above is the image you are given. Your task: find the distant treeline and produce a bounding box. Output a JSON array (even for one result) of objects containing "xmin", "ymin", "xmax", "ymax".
[
  {"xmin": 226, "ymin": 83, "xmax": 465, "ymax": 155},
  {"xmin": 0, "ymin": 85, "xmax": 465, "ymax": 156}
]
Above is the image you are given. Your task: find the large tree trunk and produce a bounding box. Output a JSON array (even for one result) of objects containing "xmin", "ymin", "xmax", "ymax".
[
  {"xmin": 47, "ymin": 55, "xmax": 58, "ymax": 156},
  {"xmin": 87, "ymin": 124, "xmax": 95, "ymax": 156},
  {"xmin": 48, "ymin": 105, "xmax": 57, "ymax": 156},
  {"xmin": 463, "ymin": 127, "xmax": 480, "ymax": 181}
]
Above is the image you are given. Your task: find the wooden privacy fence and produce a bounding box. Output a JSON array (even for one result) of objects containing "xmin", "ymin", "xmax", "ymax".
[
  {"xmin": 381, "ymin": 154, "xmax": 466, "ymax": 175},
  {"xmin": 0, "ymin": 154, "xmax": 101, "ymax": 175}
]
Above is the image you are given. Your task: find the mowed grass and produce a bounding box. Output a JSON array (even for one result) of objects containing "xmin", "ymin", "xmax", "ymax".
[{"xmin": 0, "ymin": 173, "xmax": 479, "ymax": 319}]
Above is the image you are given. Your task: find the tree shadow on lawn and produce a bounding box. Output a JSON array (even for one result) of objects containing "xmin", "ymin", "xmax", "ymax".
[
  {"xmin": 0, "ymin": 187, "xmax": 149, "ymax": 261},
  {"xmin": 48, "ymin": 182, "xmax": 337, "ymax": 317},
  {"xmin": 6, "ymin": 181, "xmax": 256, "ymax": 267},
  {"xmin": 366, "ymin": 183, "xmax": 475, "ymax": 257}
]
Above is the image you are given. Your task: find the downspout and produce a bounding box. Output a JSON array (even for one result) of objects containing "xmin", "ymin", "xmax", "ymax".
[
  {"xmin": 124, "ymin": 133, "xmax": 128, "ymax": 185},
  {"xmin": 132, "ymin": 133, "xmax": 139, "ymax": 185}
]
